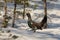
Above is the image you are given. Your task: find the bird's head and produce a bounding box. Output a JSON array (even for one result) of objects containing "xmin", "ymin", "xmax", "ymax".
[{"xmin": 26, "ymin": 13, "xmax": 31, "ymax": 18}]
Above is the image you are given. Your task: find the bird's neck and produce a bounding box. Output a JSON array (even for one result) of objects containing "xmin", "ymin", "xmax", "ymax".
[{"xmin": 28, "ymin": 16, "xmax": 32, "ymax": 21}]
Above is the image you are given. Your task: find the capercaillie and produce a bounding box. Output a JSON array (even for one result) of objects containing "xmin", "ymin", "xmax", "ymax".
[{"xmin": 26, "ymin": 13, "xmax": 47, "ymax": 32}]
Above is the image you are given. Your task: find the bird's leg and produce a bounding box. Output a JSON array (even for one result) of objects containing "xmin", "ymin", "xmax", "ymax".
[
  {"xmin": 32, "ymin": 26, "xmax": 37, "ymax": 32},
  {"xmin": 32, "ymin": 28, "xmax": 36, "ymax": 32},
  {"xmin": 40, "ymin": 27, "xmax": 43, "ymax": 30}
]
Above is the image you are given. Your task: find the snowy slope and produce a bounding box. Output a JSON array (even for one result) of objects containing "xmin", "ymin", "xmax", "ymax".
[{"xmin": 0, "ymin": 0, "xmax": 60, "ymax": 40}]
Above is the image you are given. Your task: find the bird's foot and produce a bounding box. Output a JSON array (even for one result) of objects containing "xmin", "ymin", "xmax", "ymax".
[
  {"xmin": 33, "ymin": 30, "xmax": 36, "ymax": 32},
  {"xmin": 40, "ymin": 27, "xmax": 43, "ymax": 30},
  {"xmin": 30, "ymin": 29, "xmax": 33, "ymax": 31}
]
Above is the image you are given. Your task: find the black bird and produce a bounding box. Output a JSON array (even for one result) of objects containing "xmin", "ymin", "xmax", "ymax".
[{"xmin": 26, "ymin": 13, "xmax": 47, "ymax": 32}]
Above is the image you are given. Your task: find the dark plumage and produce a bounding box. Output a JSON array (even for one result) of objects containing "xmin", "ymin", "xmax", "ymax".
[{"xmin": 26, "ymin": 13, "xmax": 47, "ymax": 32}]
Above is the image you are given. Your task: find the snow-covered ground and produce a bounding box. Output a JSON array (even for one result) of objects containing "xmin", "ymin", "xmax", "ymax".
[{"xmin": 0, "ymin": 0, "xmax": 60, "ymax": 40}]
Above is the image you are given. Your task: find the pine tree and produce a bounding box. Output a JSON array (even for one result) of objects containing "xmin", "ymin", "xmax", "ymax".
[
  {"xmin": 43, "ymin": 0, "xmax": 47, "ymax": 28},
  {"xmin": 2, "ymin": 0, "xmax": 8, "ymax": 28},
  {"xmin": 12, "ymin": 0, "xmax": 17, "ymax": 27}
]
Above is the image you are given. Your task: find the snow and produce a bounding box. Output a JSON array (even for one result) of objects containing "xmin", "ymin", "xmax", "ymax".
[
  {"xmin": 0, "ymin": 0, "xmax": 60, "ymax": 40},
  {"xmin": 0, "ymin": 12, "xmax": 60, "ymax": 40}
]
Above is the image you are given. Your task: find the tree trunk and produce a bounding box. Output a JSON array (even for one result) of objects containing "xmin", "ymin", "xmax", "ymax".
[
  {"xmin": 44, "ymin": 0, "xmax": 47, "ymax": 15},
  {"xmin": 2, "ymin": 0, "xmax": 7, "ymax": 28},
  {"xmin": 23, "ymin": 2, "xmax": 26, "ymax": 19},
  {"xmin": 4, "ymin": 0, "xmax": 7, "ymax": 16},
  {"xmin": 12, "ymin": 0, "xmax": 16, "ymax": 27},
  {"xmin": 43, "ymin": 0, "xmax": 47, "ymax": 28}
]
